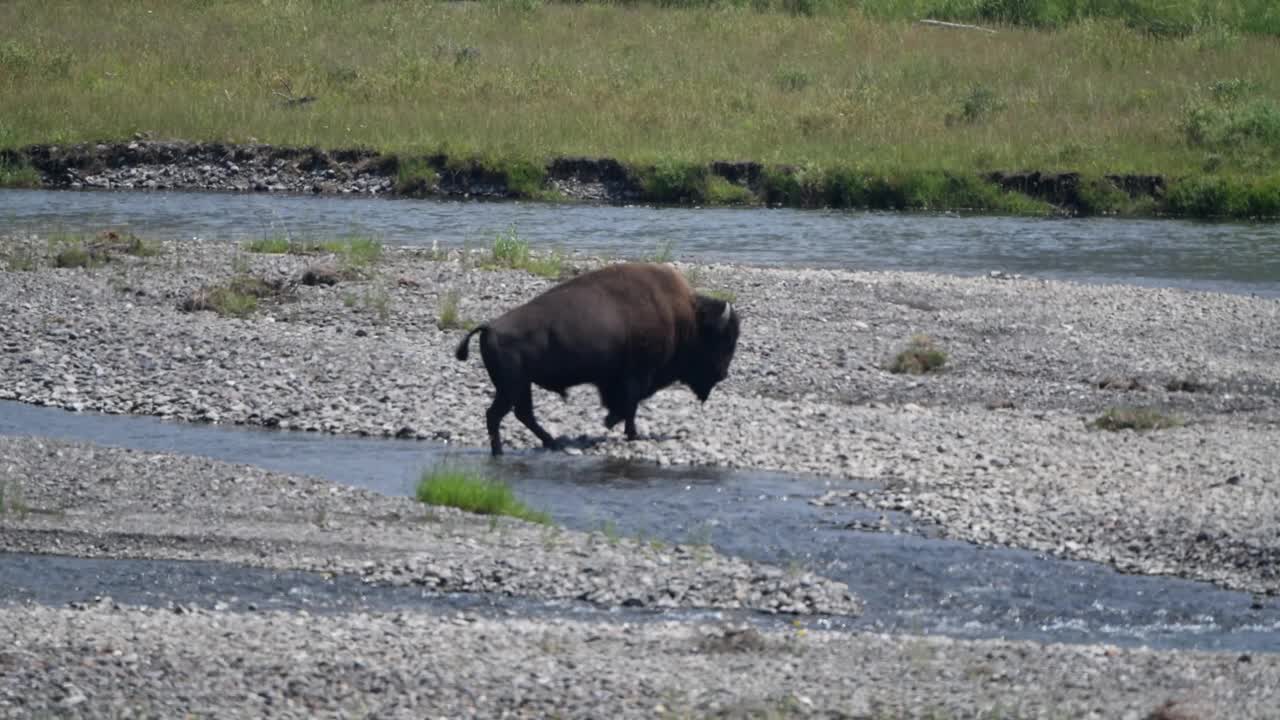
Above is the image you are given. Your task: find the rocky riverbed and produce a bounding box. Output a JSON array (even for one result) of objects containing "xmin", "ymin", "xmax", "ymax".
[
  {"xmin": 4, "ymin": 598, "xmax": 1275, "ymax": 719},
  {"xmin": 2, "ymin": 235, "xmax": 1278, "ymax": 594},
  {"xmin": 3, "ymin": 232, "xmax": 1280, "ymax": 716}
]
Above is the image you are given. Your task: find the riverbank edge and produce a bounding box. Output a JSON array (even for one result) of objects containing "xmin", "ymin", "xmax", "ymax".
[{"xmin": 4, "ymin": 139, "xmax": 1276, "ymax": 220}]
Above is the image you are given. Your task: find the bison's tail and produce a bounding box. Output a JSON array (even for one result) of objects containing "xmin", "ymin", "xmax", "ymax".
[{"xmin": 454, "ymin": 324, "xmax": 488, "ymax": 362}]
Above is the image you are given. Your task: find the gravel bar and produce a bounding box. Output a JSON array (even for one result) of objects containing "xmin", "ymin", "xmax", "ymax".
[
  {"xmin": 3, "ymin": 235, "xmax": 1280, "ymax": 717},
  {"xmin": 2, "ymin": 237, "xmax": 1278, "ymax": 594},
  {"xmin": 3, "ymin": 600, "xmax": 1275, "ymax": 719}
]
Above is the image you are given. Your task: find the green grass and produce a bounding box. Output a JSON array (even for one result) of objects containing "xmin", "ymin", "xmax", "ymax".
[
  {"xmin": 889, "ymin": 334, "xmax": 948, "ymax": 374},
  {"xmin": 701, "ymin": 288, "xmax": 738, "ymax": 304},
  {"xmin": 0, "ymin": 479, "xmax": 28, "ymax": 517},
  {"xmin": 243, "ymin": 235, "xmax": 383, "ymax": 274},
  {"xmin": 5, "ymin": 1, "xmax": 1280, "ymax": 214},
  {"xmin": 483, "ymin": 225, "xmax": 566, "ymax": 278},
  {"xmin": 0, "ymin": 158, "xmax": 40, "ymax": 188},
  {"xmin": 179, "ymin": 273, "xmax": 292, "ymax": 318},
  {"xmin": 1, "ymin": 244, "xmax": 39, "ymax": 271},
  {"xmin": 1091, "ymin": 406, "xmax": 1184, "ymax": 431},
  {"xmin": 436, "ymin": 288, "xmax": 478, "ymax": 331},
  {"xmin": 415, "ymin": 465, "xmax": 552, "ymax": 525}
]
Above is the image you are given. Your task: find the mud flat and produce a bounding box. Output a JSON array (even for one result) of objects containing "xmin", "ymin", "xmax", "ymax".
[{"xmin": 0, "ymin": 236, "xmax": 1278, "ymax": 599}]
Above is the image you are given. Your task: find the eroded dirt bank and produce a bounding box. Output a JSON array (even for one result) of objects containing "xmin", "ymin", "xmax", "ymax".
[{"xmin": 4, "ymin": 140, "xmax": 1168, "ymax": 214}]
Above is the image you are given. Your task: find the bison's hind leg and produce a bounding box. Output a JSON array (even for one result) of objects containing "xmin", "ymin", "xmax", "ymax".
[{"xmin": 514, "ymin": 384, "xmax": 561, "ymax": 451}]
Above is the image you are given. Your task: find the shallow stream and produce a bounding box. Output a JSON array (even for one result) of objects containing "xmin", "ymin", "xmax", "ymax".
[{"xmin": 3, "ymin": 400, "xmax": 1278, "ymax": 653}]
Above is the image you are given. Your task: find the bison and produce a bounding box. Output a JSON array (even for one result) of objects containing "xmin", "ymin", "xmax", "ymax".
[{"xmin": 454, "ymin": 262, "xmax": 740, "ymax": 456}]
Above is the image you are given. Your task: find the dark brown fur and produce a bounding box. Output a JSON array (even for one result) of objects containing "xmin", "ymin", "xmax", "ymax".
[{"xmin": 455, "ymin": 263, "xmax": 740, "ymax": 455}]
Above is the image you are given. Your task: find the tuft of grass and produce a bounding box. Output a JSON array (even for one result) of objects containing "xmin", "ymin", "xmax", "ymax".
[
  {"xmin": 483, "ymin": 225, "xmax": 565, "ymax": 279},
  {"xmin": 436, "ymin": 288, "xmax": 477, "ymax": 331},
  {"xmin": 889, "ymin": 334, "xmax": 947, "ymax": 375},
  {"xmin": 0, "ymin": 479, "xmax": 28, "ymax": 517},
  {"xmin": 395, "ymin": 156, "xmax": 440, "ymax": 196},
  {"xmin": 345, "ymin": 285, "xmax": 392, "ymax": 324},
  {"xmin": 52, "ymin": 244, "xmax": 99, "ymax": 269},
  {"xmin": 705, "ymin": 176, "xmax": 756, "ymax": 205},
  {"xmin": 490, "ymin": 224, "xmax": 532, "ymax": 267},
  {"xmin": 1091, "ymin": 407, "xmax": 1184, "ymax": 431},
  {"xmin": 648, "ymin": 240, "xmax": 677, "ymax": 264},
  {"xmin": 2, "ymin": 245, "xmax": 39, "ymax": 272},
  {"xmin": 415, "ymin": 465, "xmax": 551, "ymax": 525},
  {"xmin": 0, "ymin": 159, "xmax": 40, "ymax": 188},
  {"xmin": 242, "ymin": 237, "xmax": 294, "ymax": 254}
]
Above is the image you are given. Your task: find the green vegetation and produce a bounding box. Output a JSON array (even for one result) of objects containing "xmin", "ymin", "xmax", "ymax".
[
  {"xmin": 46, "ymin": 231, "xmax": 161, "ymax": 269},
  {"xmin": 436, "ymin": 288, "xmax": 478, "ymax": 331},
  {"xmin": 179, "ymin": 274, "xmax": 293, "ymax": 319},
  {"xmin": 0, "ymin": 479, "xmax": 28, "ymax": 517},
  {"xmin": 889, "ymin": 334, "xmax": 948, "ymax": 374},
  {"xmin": 415, "ymin": 465, "xmax": 552, "ymax": 525},
  {"xmin": 1, "ymin": 244, "xmax": 39, "ymax": 272},
  {"xmin": 3, "ymin": 1, "xmax": 1280, "ymax": 217},
  {"xmin": 483, "ymin": 225, "xmax": 566, "ymax": 278},
  {"xmin": 701, "ymin": 288, "xmax": 738, "ymax": 304},
  {"xmin": 343, "ymin": 285, "xmax": 393, "ymax": 324},
  {"xmin": 0, "ymin": 158, "xmax": 40, "ymax": 188},
  {"xmin": 1091, "ymin": 406, "xmax": 1185, "ymax": 431},
  {"xmin": 243, "ymin": 235, "xmax": 383, "ymax": 276}
]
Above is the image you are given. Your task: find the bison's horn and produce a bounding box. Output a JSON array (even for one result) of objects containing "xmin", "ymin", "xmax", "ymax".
[{"xmin": 718, "ymin": 301, "xmax": 732, "ymax": 329}]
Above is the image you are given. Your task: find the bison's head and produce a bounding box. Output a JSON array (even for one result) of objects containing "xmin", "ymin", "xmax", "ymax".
[{"xmin": 686, "ymin": 295, "xmax": 740, "ymax": 402}]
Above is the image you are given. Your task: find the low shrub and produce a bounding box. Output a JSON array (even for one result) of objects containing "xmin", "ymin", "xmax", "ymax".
[{"xmin": 415, "ymin": 465, "xmax": 551, "ymax": 525}]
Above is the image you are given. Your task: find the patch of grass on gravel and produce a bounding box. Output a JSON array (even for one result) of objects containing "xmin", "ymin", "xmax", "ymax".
[
  {"xmin": 1091, "ymin": 407, "xmax": 1185, "ymax": 431},
  {"xmin": 244, "ymin": 235, "xmax": 382, "ymax": 263},
  {"xmin": 48, "ymin": 231, "xmax": 162, "ymax": 268},
  {"xmin": 0, "ymin": 479, "xmax": 28, "ymax": 517},
  {"xmin": 436, "ymin": 288, "xmax": 478, "ymax": 331},
  {"xmin": 242, "ymin": 237, "xmax": 295, "ymax": 254},
  {"xmin": 482, "ymin": 225, "xmax": 566, "ymax": 279},
  {"xmin": 416, "ymin": 465, "xmax": 551, "ymax": 525},
  {"xmin": 179, "ymin": 274, "xmax": 294, "ymax": 319},
  {"xmin": 50, "ymin": 236, "xmax": 105, "ymax": 269},
  {"xmin": 2, "ymin": 244, "xmax": 40, "ymax": 271},
  {"xmin": 888, "ymin": 334, "xmax": 948, "ymax": 374}
]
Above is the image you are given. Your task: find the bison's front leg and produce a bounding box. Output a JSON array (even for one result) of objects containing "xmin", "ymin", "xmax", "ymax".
[{"xmin": 514, "ymin": 384, "xmax": 561, "ymax": 451}]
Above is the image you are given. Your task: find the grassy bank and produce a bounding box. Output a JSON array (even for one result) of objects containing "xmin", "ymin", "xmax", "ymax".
[{"xmin": 3, "ymin": 1, "xmax": 1280, "ymax": 216}]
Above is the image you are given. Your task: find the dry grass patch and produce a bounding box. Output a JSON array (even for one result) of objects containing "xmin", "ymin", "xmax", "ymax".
[{"xmin": 888, "ymin": 334, "xmax": 948, "ymax": 374}]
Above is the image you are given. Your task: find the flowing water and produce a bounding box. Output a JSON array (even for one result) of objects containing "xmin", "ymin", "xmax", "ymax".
[
  {"xmin": 3, "ymin": 401, "xmax": 1278, "ymax": 653},
  {"xmin": 3, "ymin": 188, "xmax": 1279, "ymax": 297}
]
